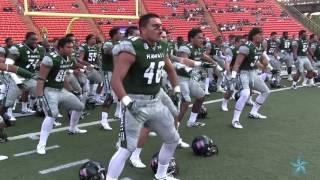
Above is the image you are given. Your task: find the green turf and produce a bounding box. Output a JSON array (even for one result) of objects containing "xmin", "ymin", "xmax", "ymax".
[{"xmin": 1, "ymin": 87, "xmax": 320, "ymax": 180}]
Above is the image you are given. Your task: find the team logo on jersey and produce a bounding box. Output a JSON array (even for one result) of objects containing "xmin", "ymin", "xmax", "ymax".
[{"xmin": 144, "ymin": 43, "xmax": 149, "ymax": 50}]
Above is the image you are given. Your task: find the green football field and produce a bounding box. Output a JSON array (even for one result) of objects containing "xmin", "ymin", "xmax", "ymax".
[{"xmin": 1, "ymin": 85, "xmax": 320, "ymax": 180}]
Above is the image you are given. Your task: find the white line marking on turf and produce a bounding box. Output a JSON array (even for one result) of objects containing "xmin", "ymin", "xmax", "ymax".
[
  {"xmin": 7, "ymin": 85, "xmax": 308, "ymax": 141},
  {"xmin": 39, "ymin": 159, "xmax": 89, "ymax": 175},
  {"xmin": 13, "ymin": 145, "xmax": 60, "ymax": 157}
]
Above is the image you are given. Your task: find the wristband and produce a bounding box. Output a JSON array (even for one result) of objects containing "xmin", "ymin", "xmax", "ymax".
[
  {"xmin": 121, "ymin": 95, "xmax": 132, "ymax": 107},
  {"xmin": 231, "ymin": 71, "xmax": 237, "ymax": 79},
  {"xmin": 173, "ymin": 86, "xmax": 181, "ymax": 93}
]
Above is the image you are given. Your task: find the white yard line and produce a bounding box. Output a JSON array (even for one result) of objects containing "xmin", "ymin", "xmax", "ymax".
[
  {"xmin": 13, "ymin": 145, "xmax": 60, "ymax": 157},
  {"xmin": 7, "ymin": 85, "xmax": 311, "ymax": 141},
  {"xmin": 39, "ymin": 159, "xmax": 89, "ymax": 175}
]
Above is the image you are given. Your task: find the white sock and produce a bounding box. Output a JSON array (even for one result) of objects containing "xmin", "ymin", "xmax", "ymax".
[
  {"xmin": 22, "ymin": 102, "xmax": 28, "ymax": 111},
  {"xmin": 188, "ymin": 112, "xmax": 198, "ymax": 124},
  {"xmin": 232, "ymin": 110, "xmax": 241, "ymax": 123},
  {"xmin": 38, "ymin": 116, "xmax": 55, "ymax": 146},
  {"xmin": 107, "ymin": 147, "xmax": 131, "ymax": 179},
  {"xmin": 7, "ymin": 108, "xmax": 13, "ymax": 117},
  {"xmin": 155, "ymin": 163, "xmax": 169, "ymax": 179},
  {"xmin": 222, "ymin": 98, "xmax": 228, "ymax": 107},
  {"xmin": 29, "ymin": 98, "xmax": 35, "ymax": 108},
  {"xmin": 156, "ymin": 143, "xmax": 178, "ymax": 178},
  {"xmin": 292, "ymin": 81, "xmax": 297, "ymax": 86},
  {"xmin": 101, "ymin": 112, "xmax": 109, "ymax": 124},
  {"xmin": 131, "ymin": 148, "xmax": 142, "ymax": 160},
  {"xmin": 205, "ymin": 78, "xmax": 210, "ymax": 93},
  {"xmin": 115, "ymin": 102, "xmax": 122, "ymax": 117},
  {"xmin": 250, "ymin": 102, "xmax": 261, "ymax": 114},
  {"xmin": 69, "ymin": 111, "xmax": 82, "ymax": 131}
]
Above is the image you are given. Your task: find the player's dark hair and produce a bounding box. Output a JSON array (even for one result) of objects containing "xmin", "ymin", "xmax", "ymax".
[
  {"xmin": 310, "ymin": 34, "xmax": 315, "ymax": 40},
  {"xmin": 298, "ymin": 30, "xmax": 306, "ymax": 37},
  {"xmin": 109, "ymin": 27, "xmax": 120, "ymax": 38},
  {"xmin": 65, "ymin": 33, "xmax": 75, "ymax": 38},
  {"xmin": 25, "ymin": 32, "xmax": 36, "ymax": 40},
  {"xmin": 5, "ymin": 37, "xmax": 12, "ymax": 44},
  {"xmin": 58, "ymin": 37, "xmax": 73, "ymax": 49},
  {"xmin": 139, "ymin": 13, "xmax": 160, "ymax": 28},
  {"xmin": 283, "ymin": 31, "xmax": 288, "ymax": 36},
  {"xmin": 234, "ymin": 35, "xmax": 242, "ymax": 43},
  {"xmin": 248, "ymin": 27, "xmax": 263, "ymax": 41},
  {"xmin": 85, "ymin": 34, "xmax": 95, "ymax": 42},
  {"xmin": 188, "ymin": 28, "xmax": 202, "ymax": 42},
  {"xmin": 125, "ymin": 26, "xmax": 139, "ymax": 37},
  {"xmin": 270, "ymin": 32, "xmax": 277, "ymax": 36}
]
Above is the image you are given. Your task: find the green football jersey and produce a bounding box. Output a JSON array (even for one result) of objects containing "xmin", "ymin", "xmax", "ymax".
[
  {"xmin": 266, "ymin": 39, "xmax": 278, "ymax": 55},
  {"xmin": 296, "ymin": 39, "xmax": 309, "ymax": 56},
  {"xmin": 80, "ymin": 44, "xmax": 99, "ymax": 65},
  {"xmin": 102, "ymin": 40, "xmax": 119, "ymax": 71},
  {"xmin": 43, "ymin": 52, "xmax": 76, "ymax": 89},
  {"xmin": 120, "ymin": 37, "xmax": 169, "ymax": 95},
  {"xmin": 186, "ymin": 43, "xmax": 203, "ymax": 61},
  {"xmin": 239, "ymin": 41, "xmax": 264, "ymax": 70},
  {"xmin": 279, "ymin": 38, "xmax": 292, "ymax": 52},
  {"xmin": 167, "ymin": 41, "xmax": 176, "ymax": 57},
  {"xmin": 14, "ymin": 43, "xmax": 46, "ymax": 73}
]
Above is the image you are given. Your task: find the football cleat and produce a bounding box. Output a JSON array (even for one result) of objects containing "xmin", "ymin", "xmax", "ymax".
[
  {"xmin": 36, "ymin": 144, "xmax": 46, "ymax": 155},
  {"xmin": 287, "ymin": 75, "xmax": 293, "ymax": 81},
  {"xmin": 68, "ymin": 128, "xmax": 87, "ymax": 135},
  {"xmin": 291, "ymin": 83, "xmax": 298, "ymax": 89},
  {"xmin": 187, "ymin": 122, "xmax": 206, "ymax": 128},
  {"xmin": 22, "ymin": 108, "xmax": 36, "ymax": 114},
  {"xmin": 221, "ymin": 103, "xmax": 228, "ymax": 112},
  {"xmin": 249, "ymin": 112, "xmax": 267, "ymax": 119},
  {"xmin": 129, "ymin": 157, "xmax": 147, "ymax": 169},
  {"xmin": 101, "ymin": 122, "xmax": 112, "ymax": 131},
  {"xmin": 232, "ymin": 121, "xmax": 243, "ymax": 129},
  {"xmin": 216, "ymin": 86, "xmax": 226, "ymax": 93},
  {"xmin": 178, "ymin": 139, "xmax": 190, "ymax": 148},
  {"xmin": 154, "ymin": 175, "xmax": 180, "ymax": 180},
  {"xmin": 53, "ymin": 121, "xmax": 62, "ymax": 127}
]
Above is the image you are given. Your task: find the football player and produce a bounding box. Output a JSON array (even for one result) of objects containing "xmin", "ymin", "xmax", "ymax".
[
  {"xmin": 106, "ymin": 13, "xmax": 181, "ymax": 180},
  {"xmin": 176, "ymin": 28, "xmax": 218, "ymax": 128},
  {"xmin": 78, "ymin": 34, "xmax": 103, "ymax": 101},
  {"xmin": 36, "ymin": 37, "xmax": 88, "ymax": 155},
  {"xmin": 205, "ymin": 35, "xmax": 226, "ymax": 93},
  {"xmin": 291, "ymin": 30, "xmax": 316, "ymax": 88},
  {"xmin": 230, "ymin": 27, "xmax": 270, "ymax": 129},
  {"xmin": 100, "ymin": 27, "xmax": 122, "ymax": 130},
  {"xmin": 263, "ymin": 32, "xmax": 282, "ymax": 88},
  {"xmin": 6, "ymin": 32, "xmax": 46, "ymax": 114},
  {"xmin": 279, "ymin": 31, "xmax": 294, "ymax": 81}
]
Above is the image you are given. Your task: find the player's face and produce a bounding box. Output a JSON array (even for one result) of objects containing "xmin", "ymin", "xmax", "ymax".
[
  {"xmin": 60, "ymin": 43, "xmax": 74, "ymax": 56},
  {"xmin": 192, "ymin": 33, "xmax": 204, "ymax": 48},
  {"xmin": 27, "ymin": 35, "xmax": 38, "ymax": 48},
  {"xmin": 88, "ymin": 36, "xmax": 96, "ymax": 45},
  {"xmin": 271, "ymin": 34, "xmax": 277, "ymax": 40},
  {"xmin": 142, "ymin": 17, "xmax": 163, "ymax": 42},
  {"xmin": 254, "ymin": 32, "xmax": 264, "ymax": 43}
]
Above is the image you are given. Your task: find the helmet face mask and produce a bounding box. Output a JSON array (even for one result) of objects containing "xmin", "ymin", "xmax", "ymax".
[
  {"xmin": 79, "ymin": 161, "xmax": 106, "ymax": 180},
  {"xmin": 150, "ymin": 152, "xmax": 179, "ymax": 177},
  {"xmin": 192, "ymin": 135, "xmax": 219, "ymax": 157}
]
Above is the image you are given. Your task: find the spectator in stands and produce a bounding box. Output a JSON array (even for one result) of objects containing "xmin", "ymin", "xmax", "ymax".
[
  {"xmin": 3, "ymin": 7, "xmax": 13, "ymax": 12},
  {"xmin": 72, "ymin": 3, "xmax": 79, "ymax": 9}
]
